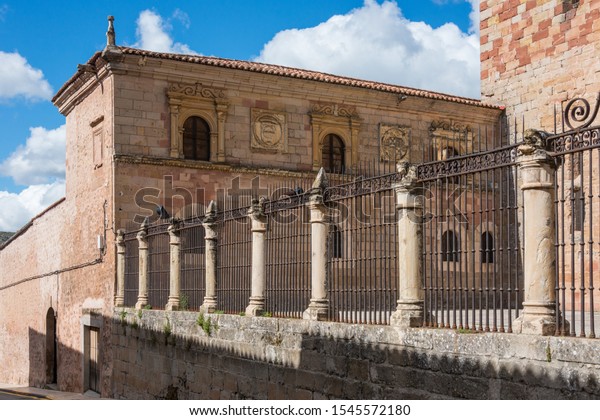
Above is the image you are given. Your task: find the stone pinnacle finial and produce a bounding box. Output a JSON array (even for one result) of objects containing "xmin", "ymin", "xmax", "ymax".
[
  {"xmin": 102, "ymin": 15, "xmax": 121, "ymax": 57},
  {"xmin": 311, "ymin": 167, "xmax": 329, "ymax": 191},
  {"xmin": 107, "ymin": 15, "xmax": 116, "ymax": 47}
]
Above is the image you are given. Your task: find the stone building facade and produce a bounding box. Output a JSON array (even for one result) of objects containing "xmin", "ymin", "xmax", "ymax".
[
  {"xmin": 1, "ymin": 0, "xmax": 600, "ymax": 397},
  {"xmin": 0, "ymin": 19, "xmax": 501, "ymax": 395}
]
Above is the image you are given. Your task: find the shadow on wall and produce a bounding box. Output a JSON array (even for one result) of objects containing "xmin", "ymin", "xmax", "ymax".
[
  {"xmin": 109, "ymin": 310, "xmax": 600, "ymax": 400},
  {"xmin": 27, "ymin": 309, "xmax": 112, "ymax": 395}
]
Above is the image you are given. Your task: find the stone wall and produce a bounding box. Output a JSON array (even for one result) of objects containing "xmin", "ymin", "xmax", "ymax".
[
  {"xmin": 111, "ymin": 309, "xmax": 600, "ymax": 399},
  {"xmin": 0, "ymin": 74, "xmax": 118, "ymax": 395}
]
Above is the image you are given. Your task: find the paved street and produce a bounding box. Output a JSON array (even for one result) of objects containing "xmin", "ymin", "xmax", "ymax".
[
  {"xmin": 0, "ymin": 384, "xmax": 99, "ymax": 400},
  {"xmin": 0, "ymin": 389, "xmax": 46, "ymax": 400}
]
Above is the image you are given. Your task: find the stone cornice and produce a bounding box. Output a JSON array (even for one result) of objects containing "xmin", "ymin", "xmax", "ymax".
[{"xmin": 113, "ymin": 153, "xmax": 316, "ymax": 179}]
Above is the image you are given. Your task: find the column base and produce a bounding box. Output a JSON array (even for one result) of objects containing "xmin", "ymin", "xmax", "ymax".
[
  {"xmin": 165, "ymin": 297, "xmax": 180, "ymax": 311},
  {"xmin": 135, "ymin": 296, "xmax": 148, "ymax": 310},
  {"xmin": 200, "ymin": 296, "xmax": 217, "ymax": 313},
  {"xmin": 245, "ymin": 296, "xmax": 266, "ymax": 316},
  {"xmin": 302, "ymin": 299, "xmax": 329, "ymax": 321},
  {"xmin": 114, "ymin": 296, "xmax": 125, "ymax": 307},
  {"xmin": 390, "ymin": 300, "xmax": 424, "ymax": 328},
  {"xmin": 513, "ymin": 302, "xmax": 567, "ymax": 336}
]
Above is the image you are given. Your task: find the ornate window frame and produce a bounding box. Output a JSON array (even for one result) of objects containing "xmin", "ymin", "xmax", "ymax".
[
  {"xmin": 430, "ymin": 120, "xmax": 473, "ymax": 161},
  {"xmin": 167, "ymin": 83, "xmax": 228, "ymax": 162},
  {"xmin": 310, "ymin": 102, "xmax": 361, "ymax": 171}
]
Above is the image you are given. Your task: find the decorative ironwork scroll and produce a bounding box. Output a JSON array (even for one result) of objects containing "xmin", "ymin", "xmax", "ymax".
[
  {"xmin": 216, "ymin": 207, "xmax": 248, "ymax": 223},
  {"xmin": 550, "ymin": 126, "xmax": 600, "ymax": 156},
  {"xmin": 563, "ymin": 94, "xmax": 600, "ymax": 131},
  {"xmin": 416, "ymin": 144, "xmax": 520, "ymax": 182},
  {"xmin": 262, "ymin": 193, "xmax": 309, "ymax": 214},
  {"xmin": 324, "ymin": 172, "xmax": 404, "ymax": 202}
]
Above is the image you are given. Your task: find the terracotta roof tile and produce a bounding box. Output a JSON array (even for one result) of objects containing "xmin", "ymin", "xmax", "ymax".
[
  {"xmin": 122, "ymin": 47, "xmax": 498, "ymax": 108},
  {"xmin": 55, "ymin": 46, "xmax": 503, "ymax": 110}
]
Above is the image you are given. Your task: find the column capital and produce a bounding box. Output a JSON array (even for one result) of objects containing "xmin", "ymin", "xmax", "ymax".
[
  {"xmin": 518, "ymin": 130, "xmax": 555, "ymax": 191},
  {"xmin": 518, "ymin": 129, "xmax": 554, "ymax": 163},
  {"xmin": 116, "ymin": 229, "xmax": 125, "ymax": 245},
  {"xmin": 168, "ymin": 219, "xmax": 181, "ymax": 243},
  {"xmin": 394, "ymin": 162, "xmax": 420, "ymax": 191},
  {"xmin": 136, "ymin": 226, "xmax": 148, "ymax": 246},
  {"xmin": 202, "ymin": 200, "xmax": 218, "ymax": 240},
  {"xmin": 248, "ymin": 198, "xmax": 267, "ymax": 232}
]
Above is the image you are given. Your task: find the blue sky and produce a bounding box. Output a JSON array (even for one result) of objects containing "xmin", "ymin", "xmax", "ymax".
[{"xmin": 0, "ymin": 0, "xmax": 479, "ymax": 231}]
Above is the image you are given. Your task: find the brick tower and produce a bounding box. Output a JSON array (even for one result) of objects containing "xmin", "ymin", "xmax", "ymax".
[{"xmin": 480, "ymin": 0, "xmax": 600, "ymax": 131}]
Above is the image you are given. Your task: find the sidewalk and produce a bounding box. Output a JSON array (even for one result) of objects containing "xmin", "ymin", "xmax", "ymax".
[{"xmin": 0, "ymin": 383, "xmax": 102, "ymax": 400}]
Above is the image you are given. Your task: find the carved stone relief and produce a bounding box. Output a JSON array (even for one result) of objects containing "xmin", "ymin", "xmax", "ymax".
[
  {"xmin": 168, "ymin": 82, "xmax": 225, "ymax": 99},
  {"xmin": 379, "ymin": 124, "xmax": 410, "ymax": 162},
  {"xmin": 310, "ymin": 102, "xmax": 359, "ymax": 119},
  {"xmin": 251, "ymin": 109, "xmax": 287, "ymax": 152}
]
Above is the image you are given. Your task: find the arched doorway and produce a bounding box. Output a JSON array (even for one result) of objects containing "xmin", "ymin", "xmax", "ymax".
[{"xmin": 45, "ymin": 308, "xmax": 57, "ymax": 384}]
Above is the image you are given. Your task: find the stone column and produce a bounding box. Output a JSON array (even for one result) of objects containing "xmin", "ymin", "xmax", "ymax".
[
  {"xmin": 135, "ymin": 220, "xmax": 149, "ymax": 310},
  {"xmin": 390, "ymin": 163, "xmax": 424, "ymax": 327},
  {"xmin": 169, "ymin": 101, "xmax": 181, "ymax": 158},
  {"xmin": 114, "ymin": 229, "xmax": 126, "ymax": 307},
  {"xmin": 216, "ymin": 103, "xmax": 228, "ymax": 163},
  {"xmin": 246, "ymin": 199, "xmax": 267, "ymax": 316},
  {"xmin": 513, "ymin": 130, "xmax": 564, "ymax": 335},
  {"xmin": 165, "ymin": 220, "xmax": 181, "ymax": 311},
  {"xmin": 201, "ymin": 201, "xmax": 218, "ymax": 312},
  {"xmin": 303, "ymin": 168, "xmax": 330, "ymax": 321}
]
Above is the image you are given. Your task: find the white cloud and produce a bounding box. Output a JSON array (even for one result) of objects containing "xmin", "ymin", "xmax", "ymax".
[
  {"xmin": 134, "ymin": 9, "xmax": 197, "ymax": 55},
  {"xmin": 0, "ymin": 51, "xmax": 53, "ymax": 101},
  {"xmin": 467, "ymin": 0, "xmax": 480, "ymax": 35},
  {"xmin": 0, "ymin": 125, "xmax": 66, "ymax": 185},
  {"xmin": 255, "ymin": 0, "xmax": 480, "ymax": 98},
  {"xmin": 172, "ymin": 9, "xmax": 191, "ymax": 29},
  {"xmin": 0, "ymin": 180, "xmax": 65, "ymax": 232}
]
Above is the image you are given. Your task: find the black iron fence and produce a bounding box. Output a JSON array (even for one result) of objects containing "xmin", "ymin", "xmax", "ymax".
[
  {"xmin": 123, "ymin": 230, "xmax": 139, "ymax": 307},
  {"xmin": 325, "ymin": 173, "xmax": 399, "ymax": 324},
  {"xmin": 180, "ymin": 220, "xmax": 206, "ymax": 311},
  {"xmin": 550, "ymin": 124, "xmax": 600, "ymax": 338},
  {"xmin": 215, "ymin": 207, "xmax": 252, "ymax": 315},
  {"xmin": 419, "ymin": 158, "xmax": 523, "ymax": 332},
  {"xmin": 147, "ymin": 222, "xmax": 170, "ymax": 309},
  {"xmin": 118, "ymin": 104, "xmax": 600, "ymax": 338}
]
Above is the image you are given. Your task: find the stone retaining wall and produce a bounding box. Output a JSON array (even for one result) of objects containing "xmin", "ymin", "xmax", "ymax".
[{"xmin": 111, "ymin": 309, "xmax": 600, "ymax": 399}]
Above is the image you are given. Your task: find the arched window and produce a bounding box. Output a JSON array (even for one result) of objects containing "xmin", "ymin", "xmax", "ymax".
[
  {"xmin": 330, "ymin": 225, "xmax": 343, "ymax": 259},
  {"xmin": 481, "ymin": 232, "xmax": 494, "ymax": 263},
  {"xmin": 441, "ymin": 230, "xmax": 459, "ymax": 262},
  {"xmin": 322, "ymin": 134, "xmax": 345, "ymax": 174},
  {"xmin": 183, "ymin": 116, "xmax": 210, "ymax": 161}
]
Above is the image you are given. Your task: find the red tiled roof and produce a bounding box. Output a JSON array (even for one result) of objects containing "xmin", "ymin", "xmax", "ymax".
[{"xmin": 117, "ymin": 47, "xmax": 500, "ymax": 109}]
